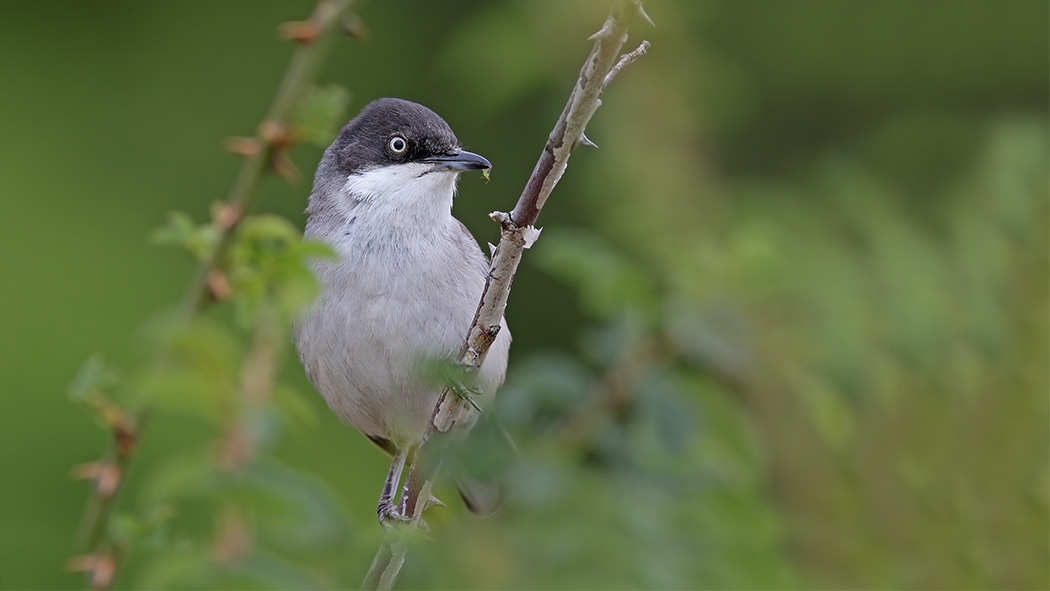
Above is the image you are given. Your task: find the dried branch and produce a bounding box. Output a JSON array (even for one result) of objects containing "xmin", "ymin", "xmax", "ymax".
[
  {"xmin": 70, "ymin": 2, "xmax": 359, "ymax": 587},
  {"xmin": 603, "ymin": 39, "xmax": 650, "ymax": 89},
  {"xmin": 362, "ymin": 1, "xmax": 651, "ymax": 588}
]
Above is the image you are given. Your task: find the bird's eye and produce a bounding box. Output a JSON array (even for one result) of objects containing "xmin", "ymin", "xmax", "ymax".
[{"xmin": 388, "ymin": 136, "xmax": 408, "ymax": 155}]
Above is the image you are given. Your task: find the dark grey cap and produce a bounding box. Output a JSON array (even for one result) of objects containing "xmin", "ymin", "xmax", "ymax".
[{"xmin": 327, "ymin": 98, "xmax": 489, "ymax": 175}]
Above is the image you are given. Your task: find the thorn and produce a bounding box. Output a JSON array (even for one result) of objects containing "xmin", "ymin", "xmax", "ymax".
[
  {"xmin": 258, "ymin": 120, "xmax": 291, "ymax": 148},
  {"xmin": 113, "ymin": 421, "xmax": 137, "ymax": 458},
  {"xmin": 207, "ymin": 269, "xmax": 233, "ymax": 302},
  {"xmin": 637, "ymin": 2, "xmax": 656, "ymax": 27},
  {"xmin": 342, "ymin": 14, "xmax": 370, "ymax": 40},
  {"xmin": 427, "ymin": 493, "xmax": 447, "ymax": 508},
  {"xmin": 578, "ymin": 133, "xmax": 599, "ymax": 149},
  {"xmin": 271, "ymin": 151, "xmax": 301, "ymax": 183},
  {"xmin": 82, "ymin": 393, "xmax": 133, "ymax": 442},
  {"xmin": 488, "ymin": 242, "xmax": 497, "ymax": 258},
  {"xmin": 211, "ymin": 202, "xmax": 243, "ymax": 231},
  {"xmin": 224, "ymin": 137, "xmax": 261, "ymax": 158},
  {"xmin": 278, "ymin": 20, "xmax": 321, "ymax": 44},
  {"xmin": 586, "ymin": 19, "xmax": 616, "ymax": 42},
  {"xmin": 72, "ymin": 462, "xmax": 122, "ymax": 498},
  {"xmin": 68, "ymin": 552, "xmax": 116, "ymax": 590}
]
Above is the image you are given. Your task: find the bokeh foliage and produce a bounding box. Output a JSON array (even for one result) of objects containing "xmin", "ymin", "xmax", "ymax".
[{"xmin": 0, "ymin": 1, "xmax": 1046, "ymax": 589}]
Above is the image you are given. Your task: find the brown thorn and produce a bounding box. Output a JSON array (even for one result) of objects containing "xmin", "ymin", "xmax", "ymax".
[
  {"xmin": 258, "ymin": 120, "xmax": 291, "ymax": 148},
  {"xmin": 278, "ymin": 20, "xmax": 321, "ymax": 44},
  {"xmin": 342, "ymin": 13, "xmax": 370, "ymax": 40},
  {"xmin": 113, "ymin": 422, "xmax": 137, "ymax": 458},
  {"xmin": 224, "ymin": 137, "xmax": 262, "ymax": 158},
  {"xmin": 211, "ymin": 202, "xmax": 243, "ymax": 231},
  {"xmin": 271, "ymin": 151, "xmax": 301, "ymax": 183},
  {"xmin": 72, "ymin": 461, "xmax": 122, "ymax": 498},
  {"xmin": 207, "ymin": 269, "xmax": 233, "ymax": 302},
  {"xmin": 68, "ymin": 552, "xmax": 116, "ymax": 590}
]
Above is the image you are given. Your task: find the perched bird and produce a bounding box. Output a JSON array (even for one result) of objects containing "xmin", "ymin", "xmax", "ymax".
[{"xmin": 293, "ymin": 98, "xmax": 510, "ymax": 520}]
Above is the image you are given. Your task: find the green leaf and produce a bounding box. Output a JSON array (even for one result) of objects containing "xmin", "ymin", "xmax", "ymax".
[
  {"xmin": 138, "ymin": 368, "xmax": 229, "ymax": 423},
  {"xmin": 496, "ymin": 353, "xmax": 593, "ymax": 427},
  {"xmin": 149, "ymin": 211, "xmax": 195, "ymax": 246},
  {"xmin": 291, "ymin": 84, "xmax": 352, "ymax": 147},
  {"xmin": 140, "ymin": 451, "xmax": 218, "ymax": 506},
  {"xmin": 135, "ymin": 316, "xmax": 243, "ymax": 415},
  {"xmin": 223, "ymin": 215, "xmax": 334, "ymax": 327},
  {"xmin": 68, "ymin": 353, "xmax": 120, "ymax": 402},
  {"xmin": 151, "ymin": 211, "xmax": 219, "ymax": 261},
  {"xmin": 228, "ymin": 459, "xmax": 354, "ymax": 552}
]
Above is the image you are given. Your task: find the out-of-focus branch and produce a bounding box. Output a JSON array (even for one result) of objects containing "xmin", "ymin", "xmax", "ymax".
[
  {"xmin": 362, "ymin": 1, "xmax": 650, "ymax": 588},
  {"xmin": 181, "ymin": 0, "xmax": 357, "ymax": 318},
  {"xmin": 70, "ymin": 2, "xmax": 358, "ymax": 588},
  {"xmin": 507, "ymin": 2, "xmax": 649, "ymax": 228},
  {"xmin": 452, "ymin": 3, "xmax": 649, "ymax": 430}
]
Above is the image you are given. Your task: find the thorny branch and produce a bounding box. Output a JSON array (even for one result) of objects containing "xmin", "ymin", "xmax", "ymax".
[
  {"xmin": 362, "ymin": 1, "xmax": 651, "ymax": 588},
  {"xmin": 69, "ymin": 1, "xmax": 359, "ymax": 588}
]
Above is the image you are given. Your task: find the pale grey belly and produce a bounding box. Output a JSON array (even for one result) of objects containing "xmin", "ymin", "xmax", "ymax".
[{"xmin": 294, "ymin": 267, "xmax": 510, "ymax": 447}]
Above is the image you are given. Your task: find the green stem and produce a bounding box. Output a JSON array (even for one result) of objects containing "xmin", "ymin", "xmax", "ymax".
[
  {"xmin": 180, "ymin": 0, "xmax": 354, "ymax": 319},
  {"xmin": 75, "ymin": 1, "xmax": 358, "ymax": 587}
]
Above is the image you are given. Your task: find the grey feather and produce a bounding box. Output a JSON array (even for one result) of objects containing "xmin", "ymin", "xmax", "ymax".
[{"xmin": 294, "ymin": 98, "xmax": 511, "ymax": 455}]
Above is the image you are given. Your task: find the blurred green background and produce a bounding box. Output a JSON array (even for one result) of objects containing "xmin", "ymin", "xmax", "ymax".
[{"xmin": 1, "ymin": 1, "xmax": 1047, "ymax": 589}]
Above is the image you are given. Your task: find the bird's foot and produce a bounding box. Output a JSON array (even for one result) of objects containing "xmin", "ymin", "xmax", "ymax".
[
  {"xmin": 444, "ymin": 374, "xmax": 483, "ymax": 413},
  {"xmin": 377, "ymin": 502, "xmax": 428, "ymax": 532}
]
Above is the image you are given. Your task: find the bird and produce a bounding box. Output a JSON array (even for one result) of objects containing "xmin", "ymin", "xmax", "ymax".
[{"xmin": 293, "ymin": 98, "xmax": 511, "ymax": 522}]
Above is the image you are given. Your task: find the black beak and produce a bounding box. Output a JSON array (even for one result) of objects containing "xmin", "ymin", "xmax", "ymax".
[{"xmin": 423, "ymin": 149, "xmax": 491, "ymax": 172}]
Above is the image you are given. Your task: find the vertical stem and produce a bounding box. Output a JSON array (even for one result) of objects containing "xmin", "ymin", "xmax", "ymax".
[
  {"xmin": 72, "ymin": 2, "xmax": 360, "ymax": 587},
  {"xmin": 359, "ymin": 1, "xmax": 650, "ymax": 588}
]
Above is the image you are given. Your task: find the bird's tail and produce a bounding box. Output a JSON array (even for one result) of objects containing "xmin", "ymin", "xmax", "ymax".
[{"xmin": 455, "ymin": 475, "xmax": 503, "ymax": 516}]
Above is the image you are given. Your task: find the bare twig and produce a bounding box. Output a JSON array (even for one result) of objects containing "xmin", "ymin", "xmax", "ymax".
[
  {"xmin": 361, "ymin": 1, "xmax": 651, "ymax": 588},
  {"xmin": 603, "ymin": 39, "xmax": 650, "ymax": 88},
  {"xmin": 70, "ymin": 2, "xmax": 359, "ymax": 587}
]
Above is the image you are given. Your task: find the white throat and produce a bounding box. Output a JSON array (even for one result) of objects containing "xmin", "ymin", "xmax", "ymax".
[{"xmin": 339, "ymin": 163, "xmax": 459, "ymax": 225}]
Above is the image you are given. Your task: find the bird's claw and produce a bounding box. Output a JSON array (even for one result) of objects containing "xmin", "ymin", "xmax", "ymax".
[
  {"xmin": 377, "ymin": 503, "xmax": 429, "ymax": 532},
  {"xmin": 444, "ymin": 374, "xmax": 483, "ymax": 412}
]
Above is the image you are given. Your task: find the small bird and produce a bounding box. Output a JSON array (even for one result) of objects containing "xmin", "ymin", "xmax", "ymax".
[{"xmin": 293, "ymin": 98, "xmax": 511, "ymax": 520}]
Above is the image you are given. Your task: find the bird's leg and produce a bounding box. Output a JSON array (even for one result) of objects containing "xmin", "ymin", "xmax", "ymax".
[
  {"xmin": 395, "ymin": 444, "xmax": 448, "ymax": 532},
  {"xmin": 377, "ymin": 445, "xmax": 410, "ymax": 525},
  {"xmin": 378, "ymin": 444, "xmax": 433, "ymax": 531}
]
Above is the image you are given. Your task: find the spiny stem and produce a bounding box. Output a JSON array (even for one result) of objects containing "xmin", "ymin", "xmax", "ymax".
[
  {"xmin": 360, "ymin": 1, "xmax": 651, "ymax": 588},
  {"xmin": 72, "ymin": 2, "xmax": 359, "ymax": 588}
]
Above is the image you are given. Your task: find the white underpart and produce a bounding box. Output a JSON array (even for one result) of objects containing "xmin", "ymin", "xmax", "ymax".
[
  {"xmin": 294, "ymin": 163, "xmax": 511, "ymax": 447},
  {"xmin": 338, "ymin": 163, "xmax": 458, "ymax": 225}
]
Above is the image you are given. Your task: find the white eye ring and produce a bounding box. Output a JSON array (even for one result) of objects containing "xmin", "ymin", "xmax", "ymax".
[{"xmin": 388, "ymin": 136, "xmax": 408, "ymax": 154}]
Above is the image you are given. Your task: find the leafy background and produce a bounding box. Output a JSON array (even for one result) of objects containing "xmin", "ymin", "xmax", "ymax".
[{"xmin": 0, "ymin": 0, "xmax": 1046, "ymax": 589}]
